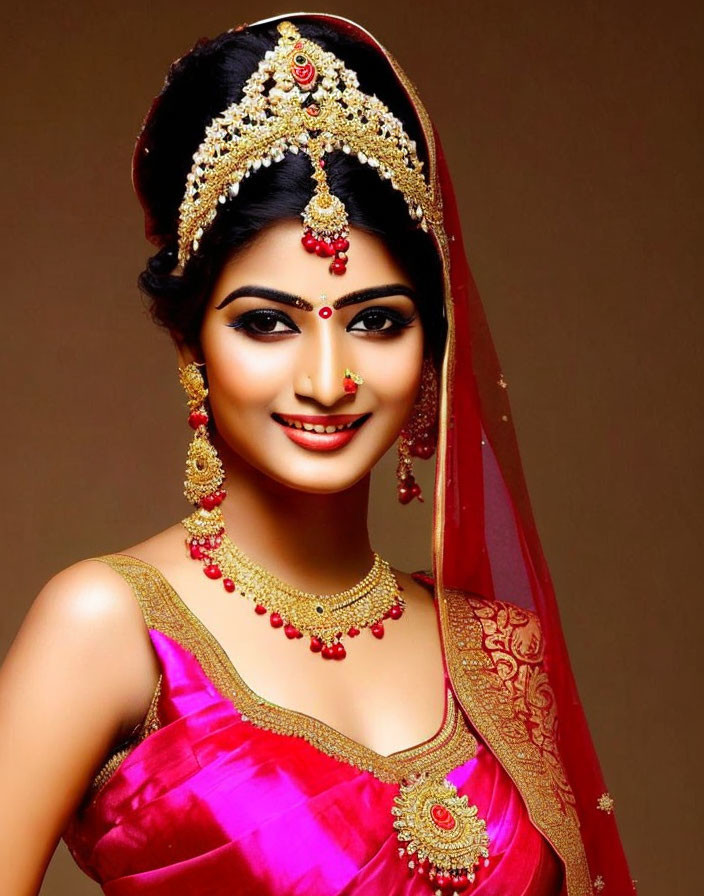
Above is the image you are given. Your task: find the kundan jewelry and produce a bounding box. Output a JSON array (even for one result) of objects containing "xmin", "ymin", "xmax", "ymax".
[
  {"xmin": 176, "ymin": 20, "xmax": 441, "ymax": 274},
  {"xmin": 178, "ymin": 360, "xmax": 404, "ymax": 660},
  {"xmin": 397, "ymin": 356, "xmax": 439, "ymax": 504},
  {"xmin": 393, "ymin": 770, "xmax": 491, "ymax": 894}
]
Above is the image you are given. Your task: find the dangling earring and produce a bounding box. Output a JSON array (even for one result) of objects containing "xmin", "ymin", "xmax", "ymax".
[
  {"xmin": 396, "ymin": 357, "xmax": 438, "ymax": 504},
  {"xmin": 178, "ymin": 362, "xmax": 227, "ymax": 512}
]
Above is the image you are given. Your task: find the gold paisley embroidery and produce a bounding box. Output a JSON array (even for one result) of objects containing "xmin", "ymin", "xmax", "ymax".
[
  {"xmin": 439, "ymin": 588, "xmax": 592, "ymax": 896},
  {"xmin": 90, "ymin": 554, "xmax": 477, "ymax": 785}
]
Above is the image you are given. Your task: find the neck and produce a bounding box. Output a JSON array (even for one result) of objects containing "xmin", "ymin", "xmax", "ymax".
[{"xmin": 214, "ymin": 436, "xmax": 374, "ymax": 594}]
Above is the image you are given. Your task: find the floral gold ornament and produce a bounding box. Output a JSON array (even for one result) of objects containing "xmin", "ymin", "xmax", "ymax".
[
  {"xmin": 397, "ymin": 356, "xmax": 439, "ymax": 504},
  {"xmin": 343, "ymin": 367, "xmax": 364, "ymax": 393},
  {"xmin": 177, "ymin": 20, "xmax": 440, "ymax": 274},
  {"xmin": 179, "ymin": 362, "xmax": 226, "ymax": 508},
  {"xmin": 596, "ymin": 793, "xmax": 615, "ymax": 814},
  {"xmin": 392, "ymin": 771, "xmax": 490, "ymax": 893}
]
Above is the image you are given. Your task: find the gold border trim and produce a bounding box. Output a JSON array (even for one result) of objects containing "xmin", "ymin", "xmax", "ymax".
[{"xmin": 91, "ymin": 553, "xmax": 477, "ymax": 786}]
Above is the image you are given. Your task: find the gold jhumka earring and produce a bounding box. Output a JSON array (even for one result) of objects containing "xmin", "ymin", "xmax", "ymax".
[{"xmin": 396, "ymin": 357, "xmax": 439, "ymax": 504}]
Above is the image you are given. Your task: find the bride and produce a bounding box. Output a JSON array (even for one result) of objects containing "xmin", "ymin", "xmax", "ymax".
[{"xmin": 0, "ymin": 12, "xmax": 634, "ymax": 895}]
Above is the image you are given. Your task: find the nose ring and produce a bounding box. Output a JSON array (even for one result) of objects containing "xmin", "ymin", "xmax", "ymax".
[{"xmin": 343, "ymin": 368, "xmax": 364, "ymax": 394}]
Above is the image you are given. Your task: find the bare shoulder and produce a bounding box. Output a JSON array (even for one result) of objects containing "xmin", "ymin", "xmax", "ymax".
[{"xmin": 7, "ymin": 546, "xmax": 168, "ymax": 741}]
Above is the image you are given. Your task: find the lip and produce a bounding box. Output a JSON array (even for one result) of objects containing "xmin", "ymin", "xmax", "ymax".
[{"xmin": 272, "ymin": 412, "xmax": 371, "ymax": 452}]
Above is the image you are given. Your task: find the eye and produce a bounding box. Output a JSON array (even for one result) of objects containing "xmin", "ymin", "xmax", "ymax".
[
  {"xmin": 347, "ymin": 306, "xmax": 416, "ymax": 334},
  {"xmin": 227, "ymin": 309, "xmax": 300, "ymax": 337}
]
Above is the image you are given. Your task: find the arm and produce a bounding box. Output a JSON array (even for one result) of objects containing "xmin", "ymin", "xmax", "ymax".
[{"xmin": 0, "ymin": 560, "xmax": 161, "ymax": 895}]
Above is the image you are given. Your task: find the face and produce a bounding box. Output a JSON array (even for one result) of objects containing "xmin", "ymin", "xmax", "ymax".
[{"xmin": 179, "ymin": 219, "xmax": 425, "ymax": 495}]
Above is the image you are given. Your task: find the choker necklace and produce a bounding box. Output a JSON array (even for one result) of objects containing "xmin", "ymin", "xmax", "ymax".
[{"xmin": 182, "ymin": 506, "xmax": 405, "ymax": 660}]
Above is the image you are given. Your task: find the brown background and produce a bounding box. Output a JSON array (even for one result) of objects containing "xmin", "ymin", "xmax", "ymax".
[{"xmin": 1, "ymin": 1, "xmax": 701, "ymax": 893}]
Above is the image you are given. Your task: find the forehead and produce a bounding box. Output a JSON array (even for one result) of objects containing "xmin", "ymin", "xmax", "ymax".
[{"xmin": 212, "ymin": 219, "xmax": 413, "ymax": 301}]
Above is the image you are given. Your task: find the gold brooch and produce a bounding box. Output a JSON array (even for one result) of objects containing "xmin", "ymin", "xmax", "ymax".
[{"xmin": 392, "ymin": 772, "xmax": 490, "ymax": 893}]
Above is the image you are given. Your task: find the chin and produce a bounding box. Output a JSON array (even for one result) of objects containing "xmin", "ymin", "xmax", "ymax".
[{"xmin": 267, "ymin": 468, "xmax": 369, "ymax": 496}]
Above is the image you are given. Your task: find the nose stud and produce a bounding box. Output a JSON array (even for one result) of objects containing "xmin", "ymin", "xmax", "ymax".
[{"xmin": 343, "ymin": 368, "xmax": 364, "ymax": 394}]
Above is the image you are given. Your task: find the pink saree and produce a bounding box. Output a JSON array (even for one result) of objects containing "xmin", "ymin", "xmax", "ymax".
[{"xmin": 63, "ymin": 556, "xmax": 563, "ymax": 895}]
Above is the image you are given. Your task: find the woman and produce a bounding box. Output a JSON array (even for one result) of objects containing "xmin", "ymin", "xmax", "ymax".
[{"xmin": 0, "ymin": 11, "xmax": 634, "ymax": 895}]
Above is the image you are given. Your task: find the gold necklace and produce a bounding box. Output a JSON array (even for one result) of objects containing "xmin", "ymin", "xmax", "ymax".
[{"xmin": 182, "ymin": 507, "xmax": 405, "ymax": 660}]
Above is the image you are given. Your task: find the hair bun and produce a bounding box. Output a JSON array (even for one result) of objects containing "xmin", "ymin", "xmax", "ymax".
[{"xmin": 147, "ymin": 244, "xmax": 178, "ymax": 276}]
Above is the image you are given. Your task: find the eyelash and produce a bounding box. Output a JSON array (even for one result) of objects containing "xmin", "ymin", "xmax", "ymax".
[{"xmin": 226, "ymin": 306, "xmax": 416, "ymax": 338}]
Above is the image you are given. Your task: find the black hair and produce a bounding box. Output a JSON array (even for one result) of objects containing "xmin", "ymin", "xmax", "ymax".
[{"xmin": 135, "ymin": 19, "xmax": 446, "ymax": 367}]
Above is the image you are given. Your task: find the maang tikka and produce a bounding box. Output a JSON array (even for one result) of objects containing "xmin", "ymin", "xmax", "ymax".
[
  {"xmin": 176, "ymin": 20, "xmax": 441, "ymax": 275},
  {"xmin": 397, "ymin": 357, "xmax": 439, "ymax": 504}
]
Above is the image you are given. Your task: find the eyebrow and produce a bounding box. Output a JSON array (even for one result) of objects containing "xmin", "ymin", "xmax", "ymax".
[{"xmin": 214, "ymin": 283, "xmax": 417, "ymax": 312}]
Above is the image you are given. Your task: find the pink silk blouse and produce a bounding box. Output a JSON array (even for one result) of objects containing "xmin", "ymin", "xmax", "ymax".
[{"xmin": 62, "ymin": 554, "xmax": 564, "ymax": 895}]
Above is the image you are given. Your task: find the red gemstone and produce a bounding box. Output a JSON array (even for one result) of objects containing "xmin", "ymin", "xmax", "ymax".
[
  {"xmin": 315, "ymin": 240, "xmax": 335, "ymax": 257},
  {"xmin": 347, "ymin": 626, "xmax": 360, "ymax": 637},
  {"xmin": 223, "ymin": 578, "xmax": 235, "ymax": 593},
  {"xmin": 434, "ymin": 874, "xmax": 450, "ymax": 889},
  {"xmin": 398, "ymin": 486, "xmax": 413, "ymax": 504},
  {"xmin": 371, "ymin": 622, "xmax": 385, "ymax": 639},
  {"xmin": 188, "ymin": 410, "xmax": 208, "ymax": 429},
  {"xmin": 270, "ymin": 612, "xmax": 283, "ymax": 628},
  {"xmin": 284, "ymin": 624, "xmax": 300, "ymax": 639},
  {"xmin": 254, "ymin": 604, "xmax": 267, "ymax": 615},
  {"xmin": 333, "ymin": 237, "xmax": 349, "ymax": 252},
  {"xmin": 430, "ymin": 803, "xmax": 456, "ymax": 830},
  {"xmin": 310, "ymin": 636, "xmax": 323, "ymax": 652},
  {"xmin": 321, "ymin": 644, "xmax": 335, "ymax": 659},
  {"xmin": 201, "ymin": 494, "xmax": 218, "ymax": 511},
  {"xmin": 343, "ymin": 377, "xmax": 357, "ymax": 393},
  {"xmin": 302, "ymin": 234, "xmax": 317, "ymax": 253},
  {"xmin": 333, "ymin": 642, "xmax": 346, "ymax": 659},
  {"xmin": 190, "ymin": 543, "xmax": 204, "ymax": 560},
  {"xmin": 204, "ymin": 564, "xmax": 221, "ymax": 579},
  {"xmin": 330, "ymin": 259, "xmax": 346, "ymax": 275},
  {"xmin": 389, "ymin": 604, "xmax": 404, "ymax": 620}
]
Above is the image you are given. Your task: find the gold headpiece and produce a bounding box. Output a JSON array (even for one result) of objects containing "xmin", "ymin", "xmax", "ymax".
[{"xmin": 177, "ymin": 20, "xmax": 440, "ymax": 274}]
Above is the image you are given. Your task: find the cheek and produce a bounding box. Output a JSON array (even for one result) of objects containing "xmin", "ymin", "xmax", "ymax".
[
  {"xmin": 203, "ymin": 327, "xmax": 294, "ymax": 411},
  {"xmin": 360, "ymin": 334, "xmax": 424, "ymax": 412}
]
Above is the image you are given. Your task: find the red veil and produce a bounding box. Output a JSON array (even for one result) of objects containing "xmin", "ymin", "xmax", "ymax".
[{"xmin": 135, "ymin": 11, "xmax": 635, "ymax": 895}]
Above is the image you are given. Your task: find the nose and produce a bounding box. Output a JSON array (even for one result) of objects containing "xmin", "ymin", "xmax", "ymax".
[{"xmin": 294, "ymin": 317, "xmax": 353, "ymax": 408}]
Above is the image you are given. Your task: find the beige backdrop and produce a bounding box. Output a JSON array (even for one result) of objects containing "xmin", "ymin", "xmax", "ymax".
[{"xmin": 1, "ymin": 1, "xmax": 701, "ymax": 894}]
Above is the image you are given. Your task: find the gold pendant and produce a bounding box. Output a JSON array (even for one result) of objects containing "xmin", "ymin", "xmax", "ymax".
[{"xmin": 392, "ymin": 772, "xmax": 490, "ymax": 893}]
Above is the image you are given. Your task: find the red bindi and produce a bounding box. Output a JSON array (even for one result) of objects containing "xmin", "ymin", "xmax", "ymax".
[{"xmin": 318, "ymin": 306, "xmax": 333, "ymax": 319}]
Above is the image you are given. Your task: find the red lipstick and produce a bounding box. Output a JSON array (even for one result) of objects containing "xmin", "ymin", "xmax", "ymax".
[{"xmin": 272, "ymin": 412, "xmax": 370, "ymax": 452}]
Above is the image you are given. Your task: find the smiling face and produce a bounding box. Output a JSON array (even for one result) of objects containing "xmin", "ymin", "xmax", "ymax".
[{"xmin": 177, "ymin": 218, "xmax": 425, "ymax": 495}]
